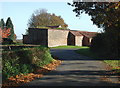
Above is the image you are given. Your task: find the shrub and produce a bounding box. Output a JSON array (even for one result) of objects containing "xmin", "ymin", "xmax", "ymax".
[
  {"xmin": 2, "ymin": 58, "xmax": 19, "ymax": 79},
  {"xmin": 20, "ymin": 64, "xmax": 33, "ymax": 74},
  {"xmin": 2, "ymin": 46, "xmax": 54, "ymax": 80},
  {"xmin": 2, "ymin": 55, "xmax": 33, "ymax": 80},
  {"xmin": 26, "ymin": 46, "xmax": 53, "ymax": 67}
]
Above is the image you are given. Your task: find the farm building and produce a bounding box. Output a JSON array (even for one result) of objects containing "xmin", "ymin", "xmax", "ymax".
[{"xmin": 23, "ymin": 28, "xmax": 97, "ymax": 47}]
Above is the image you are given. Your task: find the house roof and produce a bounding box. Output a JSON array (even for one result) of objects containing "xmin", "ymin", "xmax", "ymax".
[{"xmin": 70, "ymin": 30, "xmax": 97, "ymax": 38}]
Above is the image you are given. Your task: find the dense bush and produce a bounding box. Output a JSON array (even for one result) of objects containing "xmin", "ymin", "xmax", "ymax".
[
  {"xmin": 90, "ymin": 30, "xmax": 119, "ymax": 59},
  {"xmin": 90, "ymin": 33, "xmax": 108, "ymax": 57},
  {"xmin": 2, "ymin": 58, "xmax": 33, "ymax": 80},
  {"xmin": 2, "ymin": 46, "xmax": 54, "ymax": 80},
  {"xmin": 90, "ymin": 33, "xmax": 106, "ymax": 52}
]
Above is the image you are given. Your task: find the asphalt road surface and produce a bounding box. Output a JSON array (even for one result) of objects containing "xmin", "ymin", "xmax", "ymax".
[{"xmin": 21, "ymin": 48, "xmax": 120, "ymax": 86}]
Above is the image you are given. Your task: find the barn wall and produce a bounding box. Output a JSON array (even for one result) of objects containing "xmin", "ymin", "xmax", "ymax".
[
  {"xmin": 48, "ymin": 29, "xmax": 69, "ymax": 47},
  {"xmin": 28, "ymin": 28, "xmax": 48, "ymax": 46},
  {"xmin": 75, "ymin": 36, "xmax": 83, "ymax": 46}
]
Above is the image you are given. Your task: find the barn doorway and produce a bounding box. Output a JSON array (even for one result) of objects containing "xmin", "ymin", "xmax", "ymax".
[{"xmin": 82, "ymin": 36, "xmax": 90, "ymax": 46}]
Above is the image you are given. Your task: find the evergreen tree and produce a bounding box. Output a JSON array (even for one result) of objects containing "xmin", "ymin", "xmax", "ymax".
[
  {"xmin": 6, "ymin": 17, "xmax": 15, "ymax": 41},
  {"xmin": 0, "ymin": 19, "xmax": 5, "ymax": 29}
]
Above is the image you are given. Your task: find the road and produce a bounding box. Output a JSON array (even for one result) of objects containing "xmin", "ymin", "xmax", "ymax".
[{"xmin": 21, "ymin": 48, "xmax": 120, "ymax": 86}]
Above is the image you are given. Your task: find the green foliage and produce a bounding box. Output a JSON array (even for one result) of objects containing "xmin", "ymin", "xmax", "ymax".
[
  {"xmin": 90, "ymin": 31, "xmax": 119, "ymax": 59},
  {"xmin": 104, "ymin": 30, "xmax": 119, "ymax": 59},
  {"xmin": 104, "ymin": 60, "xmax": 120, "ymax": 69},
  {"xmin": 68, "ymin": 2, "xmax": 120, "ymax": 59},
  {"xmin": 0, "ymin": 19, "xmax": 5, "ymax": 29},
  {"xmin": 6, "ymin": 17, "xmax": 16, "ymax": 41},
  {"xmin": 16, "ymin": 49, "xmax": 33, "ymax": 64},
  {"xmin": 2, "ymin": 56, "xmax": 33, "ymax": 80},
  {"xmin": 75, "ymin": 47, "xmax": 100, "ymax": 59},
  {"xmin": 6, "ymin": 17, "xmax": 13, "ymax": 29},
  {"xmin": 2, "ymin": 46, "xmax": 54, "ymax": 80},
  {"xmin": 28, "ymin": 46, "xmax": 53, "ymax": 67},
  {"xmin": 90, "ymin": 33, "xmax": 107, "ymax": 55},
  {"xmin": 28, "ymin": 9, "xmax": 68, "ymax": 29},
  {"xmin": 20, "ymin": 64, "xmax": 33, "ymax": 74},
  {"xmin": 68, "ymin": 2, "xmax": 120, "ymax": 30},
  {"xmin": 2, "ymin": 58, "xmax": 33, "ymax": 80}
]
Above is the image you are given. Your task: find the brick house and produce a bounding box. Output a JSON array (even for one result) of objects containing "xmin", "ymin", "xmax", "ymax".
[{"xmin": 23, "ymin": 28, "xmax": 97, "ymax": 47}]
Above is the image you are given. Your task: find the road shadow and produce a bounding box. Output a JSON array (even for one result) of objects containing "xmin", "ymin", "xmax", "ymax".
[
  {"xmin": 50, "ymin": 49, "xmax": 120, "ymax": 60},
  {"xmin": 21, "ymin": 69, "xmax": 120, "ymax": 86},
  {"xmin": 48, "ymin": 69, "xmax": 119, "ymax": 76}
]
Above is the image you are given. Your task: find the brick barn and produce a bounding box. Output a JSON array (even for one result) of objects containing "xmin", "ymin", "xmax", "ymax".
[{"xmin": 23, "ymin": 28, "xmax": 97, "ymax": 47}]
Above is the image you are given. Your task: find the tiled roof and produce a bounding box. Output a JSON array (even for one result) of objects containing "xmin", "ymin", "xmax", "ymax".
[
  {"xmin": 70, "ymin": 30, "xmax": 97, "ymax": 38},
  {"xmin": 79, "ymin": 31, "xmax": 97, "ymax": 38},
  {"xmin": 70, "ymin": 31, "xmax": 83, "ymax": 36}
]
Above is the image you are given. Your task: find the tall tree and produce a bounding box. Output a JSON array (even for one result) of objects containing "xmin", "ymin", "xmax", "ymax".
[
  {"xmin": 68, "ymin": 2, "xmax": 120, "ymax": 31},
  {"xmin": 68, "ymin": 2, "xmax": 120, "ymax": 59},
  {"xmin": 0, "ymin": 19, "xmax": 5, "ymax": 29},
  {"xmin": 28, "ymin": 9, "xmax": 68, "ymax": 29},
  {"xmin": 6, "ymin": 17, "xmax": 13, "ymax": 29},
  {"xmin": 6, "ymin": 17, "xmax": 15, "ymax": 41}
]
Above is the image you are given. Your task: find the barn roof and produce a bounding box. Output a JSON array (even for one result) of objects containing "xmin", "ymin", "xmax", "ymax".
[
  {"xmin": 79, "ymin": 31, "xmax": 97, "ymax": 38},
  {"xmin": 70, "ymin": 30, "xmax": 97, "ymax": 38},
  {"xmin": 70, "ymin": 31, "xmax": 83, "ymax": 36}
]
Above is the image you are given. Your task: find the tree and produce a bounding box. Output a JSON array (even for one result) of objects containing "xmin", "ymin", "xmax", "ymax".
[
  {"xmin": 68, "ymin": 2, "xmax": 120, "ymax": 30},
  {"xmin": 0, "ymin": 28, "xmax": 11, "ymax": 43},
  {"xmin": 28, "ymin": 9, "xmax": 68, "ymax": 29},
  {"xmin": 0, "ymin": 19, "xmax": 5, "ymax": 29},
  {"xmin": 68, "ymin": 2, "xmax": 120, "ymax": 59},
  {"xmin": 6, "ymin": 17, "xmax": 16, "ymax": 41}
]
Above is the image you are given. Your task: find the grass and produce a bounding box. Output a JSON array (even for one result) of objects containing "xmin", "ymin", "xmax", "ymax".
[
  {"xmin": 76, "ymin": 47, "xmax": 120, "ymax": 71},
  {"xmin": 51, "ymin": 45, "xmax": 88, "ymax": 49},
  {"xmin": 75, "ymin": 47, "xmax": 100, "ymax": 59},
  {"xmin": 104, "ymin": 60, "xmax": 120, "ymax": 69}
]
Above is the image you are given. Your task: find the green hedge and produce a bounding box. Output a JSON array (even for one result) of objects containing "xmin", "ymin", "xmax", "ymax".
[{"xmin": 2, "ymin": 46, "xmax": 54, "ymax": 80}]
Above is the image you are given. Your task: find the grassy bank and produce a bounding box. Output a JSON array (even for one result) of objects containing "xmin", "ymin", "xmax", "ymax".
[
  {"xmin": 76, "ymin": 47, "xmax": 120, "ymax": 71},
  {"xmin": 2, "ymin": 46, "xmax": 54, "ymax": 80}
]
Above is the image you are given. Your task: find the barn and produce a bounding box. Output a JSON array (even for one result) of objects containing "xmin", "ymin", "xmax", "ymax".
[{"xmin": 23, "ymin": 28, "xmax": 97, "ymax": 47}]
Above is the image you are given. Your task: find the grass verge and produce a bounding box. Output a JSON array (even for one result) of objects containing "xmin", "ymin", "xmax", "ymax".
[
  {"xmin": 76, "ymin": 47, "xmax": 120, "ymax": 71},
  {"xmin": 51, "ymin": 45, "xmax": 88, "ymax": 49}
]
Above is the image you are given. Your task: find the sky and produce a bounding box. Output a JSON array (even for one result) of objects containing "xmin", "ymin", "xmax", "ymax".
[{"xmin": 0, "ymin": 1, "xmax": 102, "ymax": 39}]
